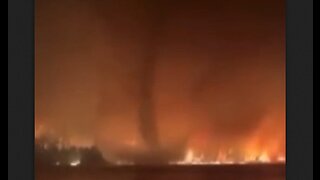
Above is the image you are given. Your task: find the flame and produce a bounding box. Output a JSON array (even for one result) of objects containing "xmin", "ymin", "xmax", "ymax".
[
  {"xmin": 185, "ymin": 149, "xmax": 196, "ymax": 162},
  {"xmin": 35, "ymin": 115, "xmax": 285, "ymax": 165},
  {"xmin": 277, "ymin": 155, "xmax": 286, "ymax": 162},
  {"xmin": 69, "ymin": 159, "xmax": 81, "ymax": 167},
  {"xmin": 170, "ymin": 147, "xmax": 283, "ymax": 165},
  {"xmin": 258, "ymin": 152, "xmax": 271, "ymax": 163}
]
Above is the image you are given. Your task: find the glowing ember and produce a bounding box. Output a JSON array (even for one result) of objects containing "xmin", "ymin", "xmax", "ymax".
[
  {"xmin": 224, "ymin": 160, "xmax": 235, "ymax": 164},
  {"xmin": 277, "ymin": 156, "xmax": 286, "ymax": 162},
  {"xmin": 257, "ymin": 152, "xmax": 271, "ymax": 163},
  {"xmin": 69, "ymin": 159, "xmax": 81, "ymax": 167},
  {"xmin": 115, "ymin": 160, "xmax": 135, "ymax": 166}
]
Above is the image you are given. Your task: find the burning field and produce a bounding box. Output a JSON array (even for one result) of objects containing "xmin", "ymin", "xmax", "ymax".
[{"xmin": 35, "ymin": 0, "xmax": 285, "ymax": 179}]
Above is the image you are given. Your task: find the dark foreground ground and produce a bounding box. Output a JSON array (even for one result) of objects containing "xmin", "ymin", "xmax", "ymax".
[{"xmin": 36, "ymin": 163, "xmax": 285, "ymax": 180}]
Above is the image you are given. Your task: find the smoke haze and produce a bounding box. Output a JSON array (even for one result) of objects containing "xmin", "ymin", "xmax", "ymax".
[{"xmin": 35, "ymin": 0, "xmax": 285, "ymax": 162}]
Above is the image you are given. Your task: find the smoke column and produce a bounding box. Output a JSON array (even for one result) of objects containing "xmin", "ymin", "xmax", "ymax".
[{"xmin": 138, "ymin": 0, "xmax": 168, "ymax": 152}]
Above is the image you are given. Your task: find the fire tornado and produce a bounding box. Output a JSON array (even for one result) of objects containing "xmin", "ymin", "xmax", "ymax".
[{"xmin": 35, "ymin": 0, "xmax": 285, "ymax": 165}]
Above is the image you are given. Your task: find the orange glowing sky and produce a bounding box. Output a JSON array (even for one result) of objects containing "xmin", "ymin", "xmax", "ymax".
[{"xmin": 35, "ymin": 0, "xmax": 285, "ymax": 163}]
